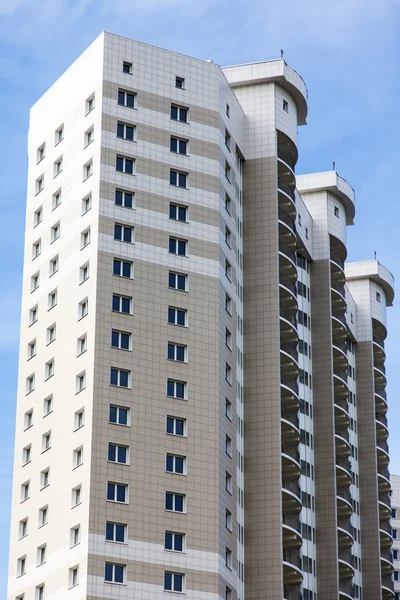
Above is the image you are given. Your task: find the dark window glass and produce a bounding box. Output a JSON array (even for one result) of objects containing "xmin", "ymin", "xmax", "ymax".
[
  {"xmin": 169, "ymin": 238, "xmax": 176, "ymax": 253},
  {"xmin": 120, "ymin": 371, "xmax": 129, "ymax": 388},
  {"xmin": 168, "ymin": 344, "xmax": 175, "ymax": 360},
  {"xmin": 125, "ymin": 159, "xmax": 133, "ymax": 174},
  {"xmin": 175, "ymin": 419, "xmax": 184, "ymax": 435},
  {"xmin": 124, "ymin": 193, "xmax": 132, "ymax": 208},
  {"xmin": 166, "ymin": 455, "xmax": 174, "ymax": 472},
  {"xmin": 123, "ymin": 63, "xmax": 130, "ymax": 73},
  {"xmin": 123, "ymin": 228, "xmax": 131, "ymax": 243},
  {"xmin": 177, "ymin": 310, "xmax": 185, "ymax": 325},
  {"xmin": 111, "ymin": 331, "xmax": 119, "ymax": 347},
  {"xmin": 176, "ymin": 346, "xmax": 185, "ymax": 361},
  {"xmin": 108, "ymin": 444, "xmax": 116, "ymax": 461},
  {"xmin": 107, "ymin": 483, "xmax": 114, "ymax": 500},
  {"xmin": 171, "ymin": 106, "xmax": 178, "ymax": 120},
  {"xmin": 175, "ymin": 495, "xmax": 183, "ymax": 512},
  {"xmin": 165, "ymin": 531, "xmax": 173, "ymax": 549},
  {"xmin": 126, "ymin": 93, "xmax": 135, "ymax": 108},
  {"xmin": 116, "ymin": 485, "xmax": 126, "ymax": 502},
  {"xmin": 168, "ymin": 308, "xmax": 175, "ymax": 323},
  {"xmin": 119, "ymin": 408, "xmax": 128, "ymax": 425},
  {"xmin": 114, "ymin": 225, "xmax": 122, "ymax": 240},
  {"xmin": 177, "ymin": 240, "xmax": 186, "ymax": 255},
  {"xmin": 178, "ymin": 206, "xmax": 186, "ymax": 221},
  {"xmin": 174, "ymin": 574, "xmax": 183, "ymax": 591},
  {"xmin": 121, "ymin": 298, "xmax": 130, "ymax": 313},
  {"xmin": 112, "ymin": 295, "xmax": 120, "ymax": 311},
  {"xmin": 176, "ymin": 382, "xmax": 184, "ymax": 398},
  {"xmin": 118, "ymin": 91, "xmax": 125, "ymax": 106},
  {"xmin": 115, "ymin": 190, "xmax": 123, "ymax": 206},
  {"xmin": 106, "ymin": 522, "xmax": 114, "ymax": 540},
  {"xmin": 169, "ymin": 273, "xmax": 176, "ymax": 288},
  {"xmin": 122, "ymin": 262, "xmax": 131, "ymax": 277},
  {"xmin": 113, "ymin": 259, "xmax": 121, "ymax": 275},
  {"xmin": 394, "ymin": 550, "xmax": 398, "ymax": 560},
  {"xmin": 175, "ymin": 533, "xmax": 183, "ymax": 551},
  {"xmin": 166, "ymin": 417, "xmax": 174, "ymax": 434},
  {"xmin": 116, "ymin": 157, "xmax": 124, "ymax": 171},
  {"xmin": 179, "ymin": 108, "xmax": 187, "ymax": 122},
  {"xmin": 165, "ymin": 492, "xmax": 173, "ymax": 510},
  {"xmin": 167, "ymin": 381, "xmax": 174, "ymax": 397},
  {"xmin": 175, "ymin": 457, "xmax": 184, "ymax": 473},
  {"xmin": 121, "ymin": 333, "xmax": 130, "ymax": 349},
  {"xmin": 177, "ymin": 275, "xmax": 185, "ymax": 290},
  {"xmin": 178, "ymin": 173, "xmax": 186, "ymax": 188},
  {"xmin": 110, "ymin": 369, "xmax": 118, "ymax": 385},
  {"xmin": 165, "ymin": 572, "xmax": 172, "ymax": 589},
  {"xmin": 105, "ymin": 562, "xmax": 113, "ymax": 581},
  {"xmin": 170, "ymin": 171, "xmax": 177, "ymax": 186},
  {"xmin": 114, "ymin": 564, "xmax": 124, "ymax": 583},
  {"xmin": 169, "ymin": 204, "xmax": 177, "ymax": 219},
  {"xmin": 117, "ymin": 123, "xmax": 124, "ymax": 138},
  {"xmin": 125, "ymin": 126, "xmax": 134, "ymax": 141},
  {"xmin": 170, "ymin": 138, "xmax": 178, "ymax": 152},
  {"xmin": 118, "ymin": 447, "xmax": 127, "ymax": 463},
  {"xmin": 109, "ymin": 406, "xmax": 117, "ymax": 422},
  {"xmin": 115, "ymin": 524, "xmax": 125, "ymax": 542}
]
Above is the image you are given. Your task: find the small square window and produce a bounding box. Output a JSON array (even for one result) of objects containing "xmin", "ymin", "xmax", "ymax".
[
  {"xmin": 76, "ymin": 372, "xmax": 86, "ymax": 393},
  {"xmin": 226, "ymin": 103, "xmax": 230, "ymax": 117},
  {"xmin": 115, "ymin": 189, "xmax": 134, "ymax": 209},
  {"xmin": 175, "ymin": 76, "xmax": 185, "ymax": 89},
  {"xmin": 45, "ymin": 358, "xmax": 54, "ymax": 378},
  {"xmin": 225, "ymin": 194, "xmax": 232, "ymax": 215},
  {"xmin": 19, "ymin": 518, "xmax": 28, "ymax": 539},
  {"xmin": 79, "ymin": 298, "xmax": 88, "ymax": 319},
  {"xmin": 116, "ymin": 155, "xmax": 135, "ymax": 174},
  {"xmin": 24, "ymin": 410, "xmax": 33, "ymax": 430},
  {"xmin": 34, "ymin": 206, "xmax": 43, "ymax": 226},
  {"xmin": 55, "ymin": 125, "xmax": 64, "ymax": 145},
  {"xmin": 49, "ymin": 255, "xmax": 59, "ymax": 276},
  {"xmin": 32, "ymin": 239, "xmax": 41, "ymax": 259},
  {"xmin": 73, "ymin": 447, "xmax": 83, "ymax": 468},
  {"xmin": 225, "ymin": 398, "xmax": 232, "ymax": 420},
  {"xmin": 36, "ymin": 176, "xmax": 44, "ymax": 195},
  {"xmin": 47, "ymin": 324, "xmax": 56, "ymax": 344},
  {"xmin": 334, "ymin": 206, "xmax": 340, "ymax": 217},
  {"xmin": 86, "ymin": 94, "xmax": 95, "ymax": 115},
  {"xmin": 171, "ymin": 105, "xmax": 188, "ymax": 123},
  {"xmin": 43, "ymin": 395, "xmax": 53, "ymax": 416},
  {"xmin": 28, "ymin": 339, "xmax": 36, "ymax": 359},
  {"xmin": 37, "ymin": 144, "xmax": 45, "ymax": 164},
  {"xmin": 42, "ymin": 432, "xmax": 51, "ymax": 452},
  {"xmin": 81, "ymin": 228, "xmax": 90, "ymax": 249},
  {"xmin": 26, "ymin": 374, "xmax": 35, "ymax": 394},
  {"xmin": 31, "ymin": 272, "xmax": 40, "ymax": 292},
  {"xmin": 77, "ymin": 335, "xmax": 87, "ymax": 356},
  {"xmin": 69, "ymin": 566, "xmax": 79, "ymax": 588},
  {"xmin": 23, "ymin": 445, "xmax": 31, "ymax": 466},
  {"xmin": 53, "ymin": 157, "xmax": 63, "ymax": 177},
  {"xmin": 106, "ymin": 521, "xmax": 127, "ymax": 543},
  {"xmin": 70, "ymin": 525, "xmax": 80, "ymax": 547},
  {"xmin": 72, "ymin": 486, "xmax": 82, "ymax": 507},
  {"xmin": 36, "ymin": 585, "xmax": 45, "ymax": 600},
  {"xmin": 51, "ymin": 222, "xmax": 60, "ymax": 242},
  {"xmin": 39, "ymin": 505, "xmax": 48, "ymax": 527},
  {"xmin": 83, "ymin": 160, "xmax": 93, "ymax": 180},
  {"xmin": 283, "ymin": 99, "xmax": 289, "ymax": 112},
  {"xmin": 85, "ymin": 127, "xmax": 94, "ymax": 147},
  {"xmin": 225, "ymin": 162, "xmax": 231, "ymax": 182},
  {"xmin": 17, "ymin": 556, "xmax": 26, "ymax": 577},
  {"xmin": 225, "ymin": 293, "xmax": 232, "ymax": 315},
  {"xmin": 52, "ymin": 189, "xmax": 61, "ymax": 210},
  {"xmin": 117, "ymin": 122, "xmax": 136, "ymax": 142},
  {"xmin": 80, "ymin": 263, "xmax": 89, "ymax": 283},
  {"xmin": 376, "ymin": 291, "xmax": 381, "ymax": 303},
  {"xmin": 109, "ymin": 405, "xmax": 130, "ymax": 426},
  {"xmin": 82, "ymin": 194, "xmax": 92, "ymax": 214},
  {"xmin": 123, "ymin": 61, "xmax": 132, "ymax": 74},
  {"xmin": 74, "ymin": 409, "xmax": 84, "ymax": 430},
  {"xmin": 225, "ymin": 129, "xmax": 231, "ymax": 151},
  {"xmin": 40, "ymin": 468, "xmax": 50, "ymax": 489},
  {"xmin": 118, "ymin": 89, "xmax": 137, "ymax": 109},
  {"xmin": 21, "ymin": 481, "xmax": 30, "ymax": 502},
  {"xmin": 48, "ymin": 290, "xmax": 57, "ymax": 310}
]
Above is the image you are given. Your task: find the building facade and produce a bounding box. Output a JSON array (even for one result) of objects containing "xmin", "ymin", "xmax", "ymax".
[
  {"xmin": 7, "ymin": 32, "xmax": 395, "ymax": 600},
  {"xmin": 391, "ymin": 474, "xmax": 400, "ymax": 599}
]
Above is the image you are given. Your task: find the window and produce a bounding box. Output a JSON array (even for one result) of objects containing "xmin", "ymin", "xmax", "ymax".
[
  {"xmin": 392, "ymin": 509, "xmax": 397, "ymax": 518},
  {"xmin": 76, "ymin": 372, "xmax": 86, "ymax": 393},
  {"xmin": 52, "ymin": 189, "xmax": 61, "ymax": 209},
  {"xmin": 393, "ymin": 529, "xmax": 398, "ymax": 539},
  {"xmin": 225, "ymin": 162, "xmax": 231, "ymax": 182},
  {"xmin": 69, "ymin": 567, "xmax": 79, "ymax": 588},
  {"xmin": 17, "ymin": 556, "xmax": 26, "ymax": 577},
  {"xmin": 83, "ymin": 160, "xmax": 93, "ymax": 180},
  {"xmin": 23, "ymin": 445, "xmax": 31, "ymax": 465},
  {"xmin": 39, "ymin": 505, "xmax": 48, "ymax": 526},
  {"xmin": 113, "ymin": 258, "xmax": 133, "ymax": 278},
  {"xmin": 225, "ymin": 328, "xmax": 232, "ymax": 350},
  {"xmin": 21, "ymin": 481, "xmax": 30, "ymax": 501},
  {"xmin": 225, "ymin": 194, "xmax": 232, "ymax": 215},
  {"xmin": 226, "ymin": 587, "xmax": 232, "ymax": 600},
  {"xmin": 37, "ymin": 144, "xmax": 45, "ymax": 163},
  {"xmin": 72, "ymin": 486, "xmax": 82, "ymax": 507},
  {"xmin": 26, "ymin": 374, "xmax": 35, "ymax": 394},
  {"xmin": 225, "ymin": 435, "xmax": 232, "ymax": 457},
  {"xmin": 108, "ymin": 443, "xmax": 129, "ymax": 464},
  {"xmin": 106, "ymin": 522, "xmax": 127, "ymax": 543},
  {"xmin": 165, "ymin": 492, "xmax": 185, "ymax": 512},
  {"xmin": 110, "ymin": 368, "xmax": 130, "ymax": 388},
  {"xmin": 51, "ymin": 222, "xmax": 60, "ymax": 242},
  {"xmin": 170, "ymin": 170, "xmax": 188, "ymax": 188},
  {"xmin": 225, "ymin": 509, "xmax": 232, "ymax": 531},
  {"xmin": 36, "ymin": 176, "xmax": 44, "ymax": 194},
  {"xmin": 168, "ymin": 307, "xmax": 187, "ymax": 326},
  {"xmin": 171, "ymin": 105, "xmax": 188, "ymax": 122},
  {"xmin": 77, "ymin": 335, "xmax": 87, "ymax": 355},
  {"xmin": 81, "ymin": 228, "xmax": 90, "ymax": 249},
  {"xmin": 117, "ymin": 122, "xmax": 136, "ymax": 141},
  {"xmin": 225, "ymin": 398, "xmax": 232, "ymax": 420},
  {"xmin": 112, "ymin": 294, "xmax": 132, "ymax": 314},
  {"xmin": 165, "ymin": 531, "xmax": 184, "ymax": 552},
  {"xmin": 74, "ymin": 409, "xmax": 84, "ymax": 430},
  {"xmin": 107, "ymin": 482, "xmax": 128, "ymax": 503},
  {"xmin": 19, "ymin": 518, "xmax": 28, "ymax": 539},
  {"xmin": 69, "ymin": 525, "xmax": 80, "ymax": 547},
  {"xmin": 225, "ymin": 226, "xmax": 232, "ymax": 248},
  {"xmin": 42, "ymin": 432, "xmax": 51, "ymax": 452},
  {"xmin": 45, "ymin": 360, "xmax": 54, "ymax": 379},
  {"xmin": 73, "ymin": 447, "xmax": 83, "ymax": 468},
  {"xmin": 31, "ymin": 272, "xmax": 40, "ymax": 292},
  {"xmin": 225, "ymin": 129, "xmax": 231, "ymax": 151},
  {"xmin": 24, "ymin": 410, "xmax": 33, "ymax": 430},
  {"xmin": 80, "ymin": 263, "xmax": 89, "ymax": 283},
  {"xmin": 175, "ymin": 76, "xmax": 185, "ymax": 89},
  {"xmin": 47, "ymin": 324, "xmax": 56, "ymax": 344},
  {"xmin": 85, "ymin": 127, "xmax": 94, "ymax": 146},
  {"xmin": 394, "ymin": 550, "xmax": 398, "ymax": 560},
  {"xmin": 226, "ymin": 103, "xmax": 230, "ymax": 117},
  {"xmin": 123, "ymin": 61, "xmax": 132, "ymax": 74},
  {"xmin": 114, "ymin": 224, "xmax": 133, "ymax": 243},
  {"xmin": 225, "ymin": 293, "xmax": 232, "ymax": 315},
  {"xmin": 28, "ymin": 340, "xmax": 36, "ymax": 359},
  {"xmin": 170, "ymin": 137, "xmax": 188, "ymax": 155},
  {"xmin": 167, "ymin": 379, "xmax": 186, "ymax": 399},
  {"xmin": 34, "ymin": 207, "xmax": 43, "ymax": 226},
  {"xmin": 169, "ymin": 237, "xmax": 187, "ymax": 256},
  {"xmin": 53, "ymin": 157, "xmax": 63, "ymax": 177},
  {"xmin": 116, "ymin": 155, "xmax": 135, "ymax": 175},
  {"xmin": 225, "ymin": 363, "xmax": 232, "ymax": 385},
  {"xmin": 115, "ymin": 189, "xmax": 134, "ymax": 208},
  {"xmin": 79, "ymin": 299, "xmax": 88, "ymax": 319},
  {"xmin": 86, "ymin": 94, "xmax": 95, "ymax": 114},
  {"xmin": 225, "ymin": 547, "xmax": 232, "ymax": 569},
  {"xmin": 43, "ymin": 396, "xmax": 52, "ymax": 416},
  {"xmin": 395, "ymin": 571, "xmax": 399, "ymax": 581},
  {"xmin": 49, "ymin": 255, "xmax": 59, "ymax": 276},
  {"xmin": 111, "ymin": 330, "xmax": 131, "ymax": 350},
  {"xmin": 109, "ymin": 405, "xmax": 130, "ymax": 426},
  {"xmin": 376, "ymin": 291, "xmax": 381, "ymax": 302},
  {"xmin": 168, "ymin": 343, "xmax": 186, "ymax": 362},
  {"xmin": 40, "ymin": 468, "xmax": 50, "ymax": 489},
  {"xmin": 169, "ymin": 271, "xmax": 187, "ymax": 291},
  {"xmin": 55, "ymin": 125, "xmax": 64, "ymax": 145},
  {"xmin": 82, "ymin": 194, "xmax": 91, "ymax": 214},
  {"xmin": 166, "ymin": 416, "xmax": 186, "ymax": 436},
  {"xmin": 225, "ymin": 471, "xmax": 232, "ymax": 494},
  {"xmin": 32, "ymin": 239, "xmax": 41, "ymax": 259},
  {"xmin": 164, "ymin": 571, "xmax": 184, "ymax": 592},
  {"xmin": 166, "ymin": 454, "xmax": 185, "ymax": 475},
  {"xmin": 37, "ymin": 544, "xmax": 46, "ymax": 566},
  {"xmin": 283, "ymin": 99, "xmax": 289, "ymax": 112},
  {"xmin": 118, "ymin": 89, "xmax": 137, "ymax": 108},
  {"xmin": 169, "ymin": 203, "xmax": 188, "ymax": 221},
  {"xmin": 105, "ymin": 562, "xmax": 125, "ymax": 584},
  {"xmin": 36, "ymin": 586, "xmax": 45, "ymax": 600},
  {"xmin": 334, "ymin": 206, "xmax": 339, "ymax": 217},
  {"xmin": 225, "ymin": 260, "xmax": 232, "ymax": 281}
]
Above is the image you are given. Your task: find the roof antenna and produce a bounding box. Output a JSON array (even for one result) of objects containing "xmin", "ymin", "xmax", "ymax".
[
  {"xmin": 374, "ymin": 250, "xmax": 377, "ymax": 260},
  {"xmin": 281, "ymin": 49, "xmax": 284, "ymax": 58},
  {"xmin": 333, "ymin": 161, "xmax": 336, "ymax": 171}
]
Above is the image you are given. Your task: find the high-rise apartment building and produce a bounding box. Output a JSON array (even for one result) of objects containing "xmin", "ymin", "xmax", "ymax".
[
  {"xmin": 391, "ymin": 474, "xmax": 400, "ymax": 599},
  {"xmin": 8, "ymin": 32, "xmax": 395, "ymax": 600}
]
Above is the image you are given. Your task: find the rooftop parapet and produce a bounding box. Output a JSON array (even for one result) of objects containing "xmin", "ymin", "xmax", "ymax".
[
  {"xmin": 345, "ymin": 260, "xmax": 395, "ymax": 307},
  {"xmin": 296, "ymin": 171, "xmax": 355, "ymax": 226}
]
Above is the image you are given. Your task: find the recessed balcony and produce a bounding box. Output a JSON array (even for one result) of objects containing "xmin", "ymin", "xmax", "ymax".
[
  {"xmin": 332, "ymin": 309, "xmax": 348, "ymax": 340},
  {"xmin": 338, "ymin": 516, "xmax": 354, "ymax": 548},
  {"xmin": 333, "ymin": 342, "xmax": 348, "ymax": 369},
  {"xmin": 279, "ymin": 240, "xmax": 298, "ymax": 278},
  {"xmin": 335, "ymin": 401, "xmax": 350, "ymax": 429},
  {"xmin": 382, "ymin": 574, "xmax": 395, "ymax": 598},
  {"xmin": 280, "ymin": 272, "xmax": 298, "ymax": 300},
  {"xmin": 281, "ymin": 406, "xmax": 300, "ymax": 444},
  {"xmin": 335, "ymin": 430, "xmax": 351, "ymax": 457},
  {"xmin": 374, "ymin": 364, "xmax": 387, "ymax": 388},
  {"xmin": 376, "ymin": 412, "xmax": 389, "ymax": 441},
  {"xmin": 333, "ymin": 367, "xmax": 349, "ymax": 399},
  {"xmin": 379, "ymin": 492, "xmax": 392, "ymax": 520},
  {"xmin": 278, "ymin": 177, "xmax": 296, "ymax": 205},
  {"xmin": 283, "ymin": 586, "xmax": 302, "ymax": 600},
  {"xmin": 339, "ymin": 580, "xmax": 355, "ymax": 600},
  {"xmin": 373, "ymin": 335, "xmax": 386, "ymax": 362},
  {"xmin": 283, "ymin": 548, "xmax": 303, "ymax": 585},
  {"xmin": 282, "ymin": 441, "xmax": 301, "ymax": 477},
  {"xmin": 378, "ymin": 467, "xmax": 391, "ymax": 493},
  {"xmin": 330, "ymin": 252, "xmax": 346, "ymax": 286},
  {"xmin": 281, "ymin": 341, "xmax": 299, "ymax": 375},
  {"xmin": 336, "ymin": 455, "xmax": 352, "ymax": 486},
  {"xmin": 380, "ymin": 519, "xmax": 393, "ymax": 547},
  {"xmin": 377, "ymin": 439, "xmax": 390, "ymax": 467},
  {"xmin": 282, "ymin": 475, "xmax": 302, "ymax": 512},
  {"xmin": 375, "ymin": 387, "xmax": 388, "ymax": 413},
  {"xmin": 337, "ymin": 486, "xmax": 353, "ymax": 518},
  {"xmin": 282, "ymin": 511, "xmax": 302, "ymax": 549},
  {"xmin": 279, "ymin": 207, "xmax": 297, "ymax": 238},
  {"xmin": 331, "ymin": 280, "xmax": 347, "ymax": 310},
  {"xmin": 381, "ymin": 547, "xmax": 394, "ymax": 574},
  {"xmin": 338, "ymin": 548, "xmax": 355, "ymax": 578}
]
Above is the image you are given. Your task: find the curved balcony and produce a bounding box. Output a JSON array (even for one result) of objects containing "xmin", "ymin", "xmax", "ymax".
[
  {"xmin": 376, "ymin": 412, "xmax": 389, "ymax": 441},
  {"xmin": 283, "ymin": 548, "xmax": 303, "ymax": 585},
  {"xmin": 280, "ymin": 272, "xmax": 298, "ymax": 299},
  {"xmin": 331, "ymin": 254, "xmax": 346, "ymax": 286},
  {"xmin": 338, "ymin": 516, "xmax": 354, "ymax": 548},
  {"xmin": 278, "ymin": 177, "xmax": 296, "ymax": 204},
  {"xmin": 381, "ymin": 548, "xmax": 394, "ymax": 574},
  {"xmin": 379, "ymin": 492, "xmax": 391, "ymax": 516},
  {"xmin": 377, "ymin": 438, "xmax": 390, "ymax": 467},
  {"xmin": 332, "ymin": 309, "xmax": 348, "ymax": 340},
  {"xmin": 284, "ymin": 586, "xmax": 302, "ymax": 600},
  {"xmin": 331, "ymin": 280, "xmax": 347, "ymax": 310},
  {"xmin": 282, "ymin": 441, "xmax": 301, "ymax": 477},
  {"xmin": 339, "ymin": 580, "xmax": 355, "ymax": 600},
  {"xmin": 282, "ymin": 406, "xmax": 300, "ymax": 444},
  {"xmin": 335, "ymin": 430, "xmax": 351, "ymax": 457},
  {"xmin": 373, "ymin": 335, "xmax": 386, "ymax": 363},
  {"xmin": 378, "ymin": 467, "xmax": 391, "ymax": 493},
  {"xmin": 279, "ymin": 240, "xmax": 298, "ymax": 277},
  {"xmin": 281, "ymin": 340, "xmax": 299, "ymax": 373},
  {"xmin": 336, "ymin": 455, "xmax": 352, "ymax": 486},
  {"xmin": 330, "ymin": 246, "xmax": 346, "ymax": 271},
  {"xmin": 282, "ymin": 475, "xmax": 302, "ymax": 512},
  {"xmin": 337, "ymin": 486, "xmax": 353, "ymax": 518},
  {"xmin": 278, "ymin": 144, "xmax": 297, "ymax": 173},
  {"xmin": 335, "ymin": 401, "xmax": 350, "ymax": 429},
  {"xmin": 380, "ymin": 518, "xmax": 393, "ymax": 547},
  {"xmin": 333, "ymin": 343, "xmax": 348, "ymax": 369},
  {"xmin": 382, "ymin": 574, "xmax": 395, "ymax": 599},
  {"xmin": 375, "ymin": 387, "xmax": 388, "ymax": 413},
  {"xmin": 338, "ymin": 548, "xmax": 355, "ymax": 578},
  {"xmin": 279, "ymin": 207, "xmax": 297, "ymax": 239},
  {"xmin": 333, "ymin": 366, "xmax": 349, "ymax": 400},
  {"xmin": 281, "ymin": 372, "xmax": 300, "ymax": 412},
  {"xmin": 282, "ymin": 511, "xmax": 302, "ymax": 549},
  {"xmin": 374, "ymin": 365, "xmax": 387, "ymax": 388}
]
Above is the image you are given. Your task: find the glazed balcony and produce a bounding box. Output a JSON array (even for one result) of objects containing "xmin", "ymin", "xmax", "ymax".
[
  {"xmin": 374, "ymin": 364, "xmax": 387, "ymax": 388},
  {"xmin": 382, "ymin": 574, "xmax": 395, "ymax": 599},
  {"xmin": 333, "ymin": 342, "xmax": 348, "ymax": 369},
  {"xmin": 282, "ymin": 440, "xmax": 301, "ymax": 477},
  {"xmin": 335, "ymin": 400, "xmax": 350, "ymax": 429},
  {"xmin": 279, "ymin": 240, "xmax": 298, "ymax": 279},
  {"xmin": 281, "ymin": 341, "xmax": 299, "ymax": 378},
  {"xmin": 283, "ymin": 548, "xmax": 303, "ymax": 585},
  {"xmin": 282, "ymin": 475, "xmax": 302, "ymax": 512},
  {"xmin": 375, "ymin": 386, "xmax": 388, "ymax": 413},
  {"xmin": 281, "ymin": 406, "xmax": 300, "ymax": 445},
  {"xmin": 377, "ymin": 438, "xmax": 390, "ymax": 467},
  {"xmin": 379, "ymin": 492, "xmax": 392, "ymax": 520},
  {"xmin": 339, "ymin": 580, "xmax": 355, "ymax": 600},
  {"xmin": 278, "ymin": 177, "xmax": 296, "ymax": 206},
  {"xmin": 332, "ymin": 309, "xmax": 348, "ymax": 341},
  {"xmin": 338, "ymin": 516, "xmax": 354, "ymax": 548},
  {"xmin": 281, "ymin": 371, "xmax": 300, "ymax": 412},
  {"xmin": 337, "ymin": 485, "xmax": 353, "ymax": 518},
  {"xmin": 282, "ymin": 511, "xmax": 302, "ymax": 549},
  {"xmin": 284, "ymin": 586, "xmax": 302, "ymax": 600},
  {"xmin": 331, "ymin": 279, "xmax": 347, "ymax": 311},
  {"xmin": 280, "ymin": 272, "xmax": 298, "ymax": 299},
  {"xmin": 338, "ymin": 549, "xmax": 355, "ymax": 580},
  {"xmin": 330, "ymin": 252, "xmax": 346, "ymax": 287},
  {"xmin": 373, "ymin": 334, "xmax": 386, "ymax": 364},
  {"xmin": 381, "ymin": 547, "xmax": 394, "ymax": 574},
  {"xmin": 333, "ymin": 366, "xmax": 349, "ymax": 400},
  {"xmin": 377, "ymin": 466, "xmax": 391, "ymax": 493},
  {"xmin": 335, "ymin": 429, "xmax": 351, "ymax": 458},
  {"xmin": 279, "ymin": 207, "xmax": 297, "ymax": 239},
  {"xmin": 376, "ymin": 412, "xmax": 389, "ymax": 441},
  {"xmin": 336, "ymin": 454, "xmax": 352, "ymax": 486},
  {"xmin": 380, "ymin": 518, "xmax": 393, "ymax": 547}
]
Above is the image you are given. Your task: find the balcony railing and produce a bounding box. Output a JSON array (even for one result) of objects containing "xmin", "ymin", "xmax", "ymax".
[
  {"xmin": 378, "ymin": 466, "xmax": 390, "ymax": 481},
  {"xmin": 377, "ymin": 439, "xmax": 389, "ymax": 454},
  {"xmin": 381, "ymin": 548, "xmax": 393, "ymax": 562},
  {"xmin": 332, "ymin": 309, "xmax": 348, "ymax": 328},
  {"xmin": 278, "ymin": 178, "xmax": 295, "ymax": 201},
  {"xmin": 279, "ymin": 240, "xmax": 297, "ymax": 265},
  {"xmin": 278, "ymin": 146, "xmax": 296, "ymax": 171},
  {"xmin": 281, "ymin": 372, "xmax": 299, "ymax": 395},
  {"xmin": 282, "ymin": 441, "xmax": 300, "ymax": 464},
  {"xmin": 338, "ymin": 516, "xmax": 354, "ymax": 537},
  {"xmin": 379, "ymin": 492, "xmax": 391, "ymax": 508},
  {"xmin": 278, "ymin": 208, "xmax": 296, "ymax": 233},
  {"xmin": 334, "ymin": 366, "xmax": 348, "ymax": 383},
  {"xmin": 280, "ymin": 306, "xmax": 298, "ymax": 328},
  {"xmin": 382, "ymin": 574, "xmax": 394, "ymax": 590},
  {"xmin": 284, "ymin": 586, "xmax": 302, "ymax": 600},
  {"xmin": 336, "ymin": 455, "xmax": 352, "ymax": 474},
  {"xmin": 333, "ymin": 337, "xmax": 348, "ymax": 354},
  {"xmin": 375, "ymin": 362, "xmax": 387, "ymax": 375},
  {"xmin": 282, "ymin": 475, "xmax": 301, "ymax": 498},
  {"xmin": 373, "ymin": 335, "xmax": 385, "ymax": 349},
  {"xmin": 338, "ymin": 548, "xmax": 355, "ymax": 567},
  {"xmin": 331, "ymin": 280, "xmax": 346, "ymax": 299},
  {"xmin": 281, "ymin": 341, "xmax": 299, "ymax": 362},
  {"xmin": 376, "ymin": 413, "xmax": 389, "ymax": 428},
  {"xmin": 336, "ymin": 428, "xmax": 350, "ymax": 443},
  {"xmin": 280, "ymin": 273, "xmax": 298, "ymax": 296},
  {"xmin": 375, "ymin": 387, "xmax": 387, "ymax": 400},
  {"xmin": 282, "ymin": 406, "xmax": 300, "ymax": 430},
  {"xmin": 282, "ymin": 511, "xmax": 302, "ymax": 533},
  {"xmin": 337, "ymin": 486, "xmax": 353, "ymax": 505},
  {"xmin": 380, "ymin": 519, "xmax": 392, "ymax": 534},
  {"xmin": 330, "ymin": 249, "xmax": 345, "ymax": 270},
  {"xmin": 339, "ymin": 581, "xmax": 355, "ymax": 596},
  {"xmin": 283, "ymin": 548, "xmax": 302, "ymax": 570}
]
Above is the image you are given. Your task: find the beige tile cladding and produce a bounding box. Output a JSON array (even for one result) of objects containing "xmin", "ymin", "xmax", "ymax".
[
  {"xmin": 310, "ymin": 258, "xmax": 339, "ymax": 600},
  {"xmin": 242, "ymin": 156, "xmax": 283, "ymax": 600},
  {"xmin": 103, "ymin": 80, "xmax": 220, "ymax": 128},
  {"xmin": 99, "ymin": 215, "xmax": 219, "ymax": 262},
  {"xmin": 356, "ymin": 340, "xmax": 382, "ymax": 600},
  {"xmin": 102, "ymin": 112, "xmax": 220, "ymax": 161},
  {"xmin": 101, "ymin": 146, "xmax": 220, "ymax": 194},
  {"xmin": 87, "ymin": 246, "xmax": 238, "ymax": 594}
]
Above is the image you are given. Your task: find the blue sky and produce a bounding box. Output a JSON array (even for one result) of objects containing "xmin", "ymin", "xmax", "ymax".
[{"xmin": 1, "ymin": 0, "xmax": 400, "ymax": 594}]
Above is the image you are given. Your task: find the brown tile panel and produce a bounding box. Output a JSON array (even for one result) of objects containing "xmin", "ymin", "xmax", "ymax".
[
  {"xmin": 356, "ymin": 340, "xmax": 382, "ymax": 600},
  {"xmin": 311, "ymin": 258, "xmax": 339, "ymax": 599},
  {"xmin": 243, "ymin": 156, "xmax": 283, "ymax": 599}
]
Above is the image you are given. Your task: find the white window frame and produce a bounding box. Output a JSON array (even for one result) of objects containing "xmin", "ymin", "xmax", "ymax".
[
  {"xmin": 82, "ymin": 194, "xmax": 92, "ymax": 214},
  {"xmin": 39, "ymin": 505, "xmax": 48, "ymax": 527},
  {"xmin": 52, "ymin": 189, "xmax": 61, "ymax": 210},
  {"xmin": 76, "ymin": 371, "xmax": 86, "ymax": 393},
  {"xmin": 79, "ymin": 299, "xmax": 88, "ymax": 320}
]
